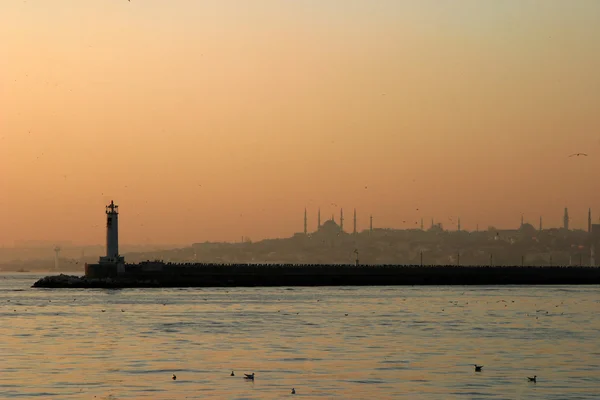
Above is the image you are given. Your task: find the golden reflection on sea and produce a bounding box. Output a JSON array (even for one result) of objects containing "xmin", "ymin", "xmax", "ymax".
[{"xmin": 0, "ymin": 275, "xmax": 599, "ymax": 399}]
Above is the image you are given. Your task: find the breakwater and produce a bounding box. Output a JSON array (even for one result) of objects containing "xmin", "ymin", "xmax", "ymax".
[{"xmin": 32, "ymin": 264, "xmax": 600, "ymax": 288}]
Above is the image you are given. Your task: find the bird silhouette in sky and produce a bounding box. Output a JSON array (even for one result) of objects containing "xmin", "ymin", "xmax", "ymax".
[{"xmin": 569, "ymin": 153, "xmax": 588, "ymax": 157}]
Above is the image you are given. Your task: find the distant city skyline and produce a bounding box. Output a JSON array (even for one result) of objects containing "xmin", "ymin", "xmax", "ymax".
[
  {"xmin": 2, "ymin": 204, "xmax": 597, "ymax": 247},
  {"xmin": 2, "ymin": 1, "xmax": 599, "ymax": 245},
  {"xmin": 298, "ymin": 206, "xmax": 596, "ymax": 234}
]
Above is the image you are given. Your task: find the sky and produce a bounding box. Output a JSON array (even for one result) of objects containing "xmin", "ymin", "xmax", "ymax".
[{"xmin": 1, "ymin": 1, "xmax": 600, "ymax": 246}]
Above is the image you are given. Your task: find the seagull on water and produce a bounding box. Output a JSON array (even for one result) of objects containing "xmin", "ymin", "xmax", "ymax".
[
  {"xmin": 244, "ymin": 373, "xmax": 255, "ymax": 380},
  {"xmin": 527, "ymin": 375, "xmax": 537, "ymax": 383},
  {"xmin": 172, "ymin": 374, "xmax": 177, "ymax": 380},
  {"xmin": 230, "ymin": 371, "xmax": 235, "ymax": 376},
  {"xmin": 569, "ymin": 153, "xmax": 588, "ymax": 157},
  {"xmin": 291, "ymin": 388, "xmax": 296, "ymax": 394},
  {"xmin": 474, "ymin": 364, "xmax": 483, "ymax": 372}
]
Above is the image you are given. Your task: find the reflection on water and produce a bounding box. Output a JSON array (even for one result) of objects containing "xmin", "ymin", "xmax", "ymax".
[{"xmin": 1, "ymin": 273, "xmax": 599, "ymax": 399}]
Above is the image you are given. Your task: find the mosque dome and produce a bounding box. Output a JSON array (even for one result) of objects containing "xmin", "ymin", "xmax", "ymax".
[{"xmin": 318, "ymin": 219, "xmax": 341, "ymax": 235}]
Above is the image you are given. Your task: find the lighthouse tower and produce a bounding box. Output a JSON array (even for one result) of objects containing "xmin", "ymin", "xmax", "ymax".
[
  {"xmin": 99, "ymin": 200, "xmax": 125, "ymax": 266},
  {"xmin": 90, "ymin": 200, "xmax": 125, "ymax": 277},
  {"xmin": 105, "ymin": 201, "xmax": 120, "ymax": 261}
]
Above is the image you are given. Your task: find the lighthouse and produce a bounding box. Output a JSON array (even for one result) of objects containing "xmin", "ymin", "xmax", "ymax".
[
  {"xmin": 104, "ymin": 201, "xmax": 119, "ymax": 260},
  {"xmin": 87, "ymin": 200, "xmax": 125, "ymax": 278}
]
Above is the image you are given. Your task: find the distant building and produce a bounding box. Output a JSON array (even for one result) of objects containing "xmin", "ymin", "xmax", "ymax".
[
  {"xmin": 591, "ymin": 224, "xmax": 600, "ymax": 266},
  {"xmin": 315, "ymin": 219, "xmax": 343, "ymax": 238},
  {"xmin": 429, "ymin": 222, "xmax": 443, "ymax": 232},
  {"xmin": 519, "ymin": 223, "xmax": 537, "ymax": 237}
]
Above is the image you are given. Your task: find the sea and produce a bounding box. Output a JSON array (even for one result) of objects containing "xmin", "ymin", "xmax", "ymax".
[{"xmin": 1, "ymin": 272, "xmax": 599, "ymax": 399}]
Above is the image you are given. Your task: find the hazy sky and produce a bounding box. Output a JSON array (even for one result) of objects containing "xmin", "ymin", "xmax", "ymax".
[{"xmin": 2, "ymin": 1, "xmax": 600, "ymax": 246}]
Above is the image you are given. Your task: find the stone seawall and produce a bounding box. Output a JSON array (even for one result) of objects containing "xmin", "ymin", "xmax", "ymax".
[{"xmin": 32, "ymin": 265, "xmax": 600, "ymax": 288}]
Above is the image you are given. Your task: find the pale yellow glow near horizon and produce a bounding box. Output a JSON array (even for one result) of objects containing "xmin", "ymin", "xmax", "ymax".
[{"xmin": 1, "ymin": 1, "xmax": 599, "ymax": 246}]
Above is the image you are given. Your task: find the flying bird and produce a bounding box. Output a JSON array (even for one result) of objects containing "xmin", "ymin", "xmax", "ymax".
[
  {"xmin": 527, "ymin": 375, "xmax": 537, "ymax": 383},
  {"xmin": 244, "ymin": 373, "xmax": 255, "ymax": 380},
  {"xmin": 569, "ymin": 153, "xmax": 588, "ymax": 157}
]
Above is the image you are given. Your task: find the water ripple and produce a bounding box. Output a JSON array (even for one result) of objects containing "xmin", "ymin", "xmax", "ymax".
[{"xmin": 0, "ymin": 275, "xmax": 598, "ymax": 399}]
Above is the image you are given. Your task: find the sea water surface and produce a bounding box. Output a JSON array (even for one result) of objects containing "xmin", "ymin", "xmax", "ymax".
[{"xmin": 1, "ymin": 273, "xmax": 599, "ymax": 399}]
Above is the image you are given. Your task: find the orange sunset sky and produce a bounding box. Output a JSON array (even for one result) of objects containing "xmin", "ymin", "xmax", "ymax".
[{"xmin": 1, "ymin": 1, "xmax": 600, "ymax": 246}]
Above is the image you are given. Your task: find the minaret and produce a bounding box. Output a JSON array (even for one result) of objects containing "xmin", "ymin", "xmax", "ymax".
[
  {"xmin": 304, "ymin": 208, "xmax": 307, "ymax": 235},
  {"xmin": 420, "ymin": 218, "xmax": 424, "ymax": 230},
  {"xmin": 369, "ymin": 214, "xmax": 373, "ymax": 233},
  {"xmin": 353, "ymin": 208, "xmax": 357, "ymax": 234},
  {"xmin": 340, "ymin": 208, "xmax": 344, "ymax": 232},
  {"xmin": 520, "ymin": 214, "xmax": 524, "ymax": 228},
  {"xmin": 588, "ymin": 208, "xmax": 592, "ymax": 233},
  {"xmin": 318, "ymin": 208, "xmax": 321, "ymax": 230},
  {"xmin": 457, "ymin": 217, "xmax": 461, "ymax": 232},
  {"xmin": 431, "ymin": 218, "xmax": 434, "ymax": 229},
  {"xmin": 564, "ymin": 207, "xmax": 569, "ymax": 230},
  {"xmin": 539, "ymin": 216, "xmax": 543, "ymax": 232}
]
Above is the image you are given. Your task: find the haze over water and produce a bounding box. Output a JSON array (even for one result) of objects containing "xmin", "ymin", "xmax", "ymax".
[{"xmin": 1, "ymin": 273, "xmax": 599, "ymax": 399}]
